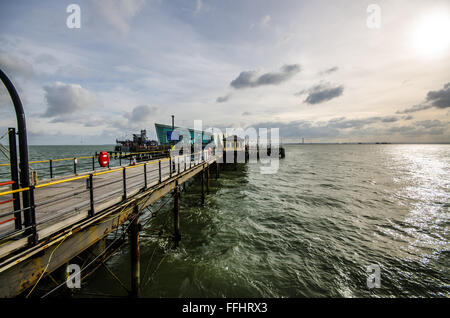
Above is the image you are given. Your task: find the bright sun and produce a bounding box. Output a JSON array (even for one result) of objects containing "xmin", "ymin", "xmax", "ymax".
[{"xmin": 412, "ymin": 11, "xmax": 450, "ymax": 58}]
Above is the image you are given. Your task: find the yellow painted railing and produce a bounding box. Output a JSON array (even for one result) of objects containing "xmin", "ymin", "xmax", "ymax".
[
  {"xmin": 0, "ymin": 152, "xmax": 211, "ymax": 197},
  {"xmin": 0, "ymin": 149, "xmax": 170, "ymax": 167}
]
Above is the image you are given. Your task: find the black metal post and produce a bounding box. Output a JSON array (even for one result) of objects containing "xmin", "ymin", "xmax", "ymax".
[
  {"xmin": 73, "ymin": 158, "xmax": 77, "ymax": 175},
  {"xmin": 8, "ymin": 128, "xmax": 22, "ymax": 230},
  {"xmin": 28, "ymin": 186, "xmax": 38, "ymax": 245},
  {"xmin": 92, "ymin": 156, "xmax": 95, "ymax": 171},
  {"xmin": 158, "ymin": 160, "xmax": 162, "ymax": 183},
  {"xmin": 144, "ymin": 164, "xmax": 147, "ymax": 189},
  {"xmin": 122, "ymin": 167, "xmax": 127, "ymax": 200},
  {"xmin": 49, "ymin": 159, "xmax": 53, "ymax": 179},
  {"xmin": 89, "ymin": 174, "xmax": 94, "ymax": 217},
  {"xmin": 169, "ymin": 157, "xmax": 172, "ymax": 178}
]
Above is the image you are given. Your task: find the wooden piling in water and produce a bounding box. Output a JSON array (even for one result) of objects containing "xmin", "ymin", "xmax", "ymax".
[
  {"xmin": 206, "ymin": 164, "xmax": 210, "ymax": 194},
  {"xmin": 215, "ymin": 162, "xmax": 219, "ymax": 179},
  {"xmin": 173, "ymin": 181, "xmax": 181, "ymax": 247},
  {"xmin": 201, "ymin": 168, "xmax": 205, "ymax": 205},
  {"xmin": 129, "ymin": 205, "xmax": 140, "ymax": 297},
  {"xmin": 234, "ymin": 136, "xmax": 238, "ymax": 171}
]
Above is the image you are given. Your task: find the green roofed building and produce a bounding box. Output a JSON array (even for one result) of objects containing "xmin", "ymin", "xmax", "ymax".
[{"xmin": 154, "ymin": 123, "xmax": 214, "ymax": 147}]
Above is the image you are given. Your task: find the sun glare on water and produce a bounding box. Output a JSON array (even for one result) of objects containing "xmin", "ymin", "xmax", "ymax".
[{"xmin": 412, "ymin": 11, "xmax": 450, "ymax": 58}]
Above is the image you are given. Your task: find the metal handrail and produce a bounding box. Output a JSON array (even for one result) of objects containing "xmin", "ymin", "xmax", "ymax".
[
  {"xmin": 0, "ymin": 150, "xmax": 216, "ymax": 247},
  {"xmin": 0, "ymin": 149, "xmax": 170, "ymax": 167},
  {"xmin": 0, "ymin": 151, "xmax": 203, "ymax": 196}
]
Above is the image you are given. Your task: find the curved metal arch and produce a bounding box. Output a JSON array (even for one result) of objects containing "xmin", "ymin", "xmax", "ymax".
[{"xmin": 0, "ymin": 69, "xmax": 31, "ymax": 228}]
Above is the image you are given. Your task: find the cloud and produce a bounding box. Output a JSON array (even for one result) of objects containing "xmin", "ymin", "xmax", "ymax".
[
  {"xmin": 278, "ymin": 33, "xmax": 294, "ymax": 45},
  {"xmin": 82, "ymin": 119, "xmax": 106, "ymax": 127},
  {"xmin": 386, "ymin": 125, "xmax": 445, "ymax": 137},
  {"xmin": 261, "ymin": 15, "xmax": 271, "ymax": 26},
  {"xmin": 301, "ymin": 82, "xmax": 344, "ymax": 105},
  {"xmin": 320, "ymin": 66, "xmax": 339, "ymax": 75},
  {"xmin": 216, "ymin": 94, "xmax": 231, "ymax": 103},
  {"xmin": 381, "ymin": 116, "xmax": 398, "ymax": 123},
  {"xmin": 396, "ymin": 104, "xmax": 432, "ymax": 114},
  {"xmin": 230, "ymin": 64, "xmax": 301, "ymax": 89},
  {"xmin": 397, "ymin": 82, "xmax": 450, "ymax": 114},
  {"xmin": 34, "ymin": 53, "xmax": 58, "ymax": 65},
  {"xmin": 426, "ymin": 82, "xmax": 450, "ymax": 109},
  {"xmin": 250, "ymin": 115, "xmax": 446, "ymax": 140},
  {"xmin": 93, "ymin": 0, "xmax": 146, "ymax": 35},
  {"xmin": 414, "ymin": 119, "xmax": 447, "ymax": 129},
  {"xmin": 195, "ymin": 0, "xmax": 203, "ymax": 14},
  {"xmin": 0, "ymin": 51, "xmax": 34, "ymax": 78},
  {"xmin": 128, "ymin": 105, "xmax": 158, "ymax": 122},
  {"xmin": 76, "ymin": 105, "xmax": 157, "ymax": 129},
  {"xmin": 42, "ymin": 82, "xmax": 99, "ymax": 119},
  {"xmin": 252, "ymin": 120, "xmax": 339, "ymax": 139},
  {"xmin": 325, "ymin": 116, "xmax": 399, "ymax": 129}
]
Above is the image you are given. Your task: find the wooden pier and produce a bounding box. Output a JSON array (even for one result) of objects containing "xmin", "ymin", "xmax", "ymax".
[{"xmin": 0, "ymin": 149, "xmax": 222, "ymax": 297}]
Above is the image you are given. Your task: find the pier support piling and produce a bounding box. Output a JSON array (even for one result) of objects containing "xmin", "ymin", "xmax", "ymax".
[
  {"xmin": 234, "ymin": 136, "xmax": 238, "ymax": 171},
  {"xmin": 215, "ymin": 162, "xmax": 219, "ymax": 179},
  {"xmin": 201, "ymin": 168, "xmax": 205, "ymax": 205},
  {"xmin": 173, "ymin": 181, "xmax": 181, "ymax": 247},
  {"xmin": 129, "ymin": 205, "xmax": 140, "ymax": 297},
  {"xmin": 206, "ymin": 164, "xmax": 210, "ymax": 195}
]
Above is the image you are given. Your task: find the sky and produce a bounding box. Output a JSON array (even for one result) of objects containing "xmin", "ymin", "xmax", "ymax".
[{"xmin": 0, "ymin": 0, "xmax": 449, "ymax": 145}]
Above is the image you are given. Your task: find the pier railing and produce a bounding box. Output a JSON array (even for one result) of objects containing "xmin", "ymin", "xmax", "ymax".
[
  {"xmin": 0, "ymin": 149, "xmax": 171, "ymax": 183},
  {"xmin": 0, "ymin": 149, "xmax": 216, "ymax": 257}
]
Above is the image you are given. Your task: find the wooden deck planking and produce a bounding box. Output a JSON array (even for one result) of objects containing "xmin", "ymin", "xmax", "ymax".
[
  {"xmin": 0, "ymin": 154, "xmax": 207, "ymax": 259},
  {"xmin": 0, "ymin": 155, "xmax": 217, "ymax": 297}
]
